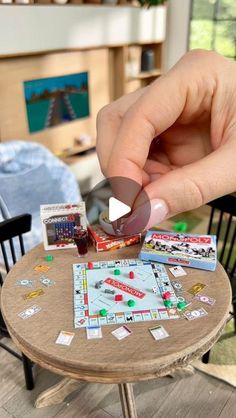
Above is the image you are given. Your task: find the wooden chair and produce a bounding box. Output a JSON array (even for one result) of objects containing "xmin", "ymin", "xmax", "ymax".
[
  {"xmin": 0, "ymin": 214, "xmax": 34, "ymax": 390},
  {"xmin": 202, "ymin": 194, "xmax": 236, "ymax": 363}
]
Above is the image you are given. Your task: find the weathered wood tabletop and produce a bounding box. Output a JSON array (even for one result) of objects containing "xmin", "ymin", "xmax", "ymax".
[{"xmin": 1, "ymin": 242, "xmax": 231, "ymax": 383}]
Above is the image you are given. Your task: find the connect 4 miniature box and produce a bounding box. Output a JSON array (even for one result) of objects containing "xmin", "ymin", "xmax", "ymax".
[
  {"xmin": 40, "ymin": 203, "xmax": 87, "ymax": 250},
  {"xmin": 88, "ymin": 224, "xmax": 141, "ymax": 252},
  {"xmin": 139, "ymin": 230, "xmax": 217, "ymax": 271}
]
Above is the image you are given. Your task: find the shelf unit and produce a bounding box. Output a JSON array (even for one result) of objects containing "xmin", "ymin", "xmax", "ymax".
[{"xmin": 110, "ymin": 41, "xmax": 164, "ymax": 100}]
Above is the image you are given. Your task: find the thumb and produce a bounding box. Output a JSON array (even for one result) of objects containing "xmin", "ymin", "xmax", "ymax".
[{"xmin": 122, "ymin": 142, "xmax": 236, "ymax": 235}]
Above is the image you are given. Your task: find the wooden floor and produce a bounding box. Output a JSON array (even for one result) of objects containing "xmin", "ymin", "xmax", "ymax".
[{"xmin": 0, "ymin": 338, "xmax": 235, "ymax": 418}]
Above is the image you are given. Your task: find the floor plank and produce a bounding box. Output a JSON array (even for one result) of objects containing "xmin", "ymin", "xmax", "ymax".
[
  {"xmin": 218, "ymin": 389, "xmax": 236, "ymax": 418},
  {"xmin": 0, "ymin": 407, "xmax": 14, "ymax": 418},
  {"xmin": 0, "ymin": 338, "xmax": 26, "ymax": 408},
  {"xmin": 54, "ymin": 382, "xmax": 116, "ymax": 418},
  {"xmin": 3, "ymin": 369, "xmax": 65, "ymax": 418}
]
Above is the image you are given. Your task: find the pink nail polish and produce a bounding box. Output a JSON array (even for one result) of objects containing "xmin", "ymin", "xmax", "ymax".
[{"xmin": 122, "ymin": 199, "xmax": 169, "ymax": 235}]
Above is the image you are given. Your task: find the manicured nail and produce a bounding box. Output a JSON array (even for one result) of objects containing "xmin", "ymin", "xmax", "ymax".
[{"xmin": 122, "ymin": 199, "xmax": 169, "ymax": 235}]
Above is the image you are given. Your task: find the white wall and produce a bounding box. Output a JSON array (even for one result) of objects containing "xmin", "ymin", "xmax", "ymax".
[
  {"xmin": 0, "ymin": 5, "xmax": 166, "ymax": 56},
  {"xmin": 165, "ymin": 0, "xmax": 192, "ymax": 70}
]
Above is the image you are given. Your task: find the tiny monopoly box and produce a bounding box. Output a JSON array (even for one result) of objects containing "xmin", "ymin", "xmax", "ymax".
[
  {"xmin": 40, "ymin": 203, "xmax": 87, "ymax": 250},
  {"xmin": 88, "ymin": 224, "xmax": 141, "ymax": 252},
  {"xmin": 139, "ymin": 230, "xmax": 217, "ymax": 271}
]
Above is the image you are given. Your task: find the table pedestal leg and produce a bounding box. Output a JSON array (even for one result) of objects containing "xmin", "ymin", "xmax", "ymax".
[
  {"xmin": 35, "ymin": 378, "xmax": 80, "ymax": 408},
  {"xmin": 118, "ymin": 383, "xmax": 137, "ymax": 418}
]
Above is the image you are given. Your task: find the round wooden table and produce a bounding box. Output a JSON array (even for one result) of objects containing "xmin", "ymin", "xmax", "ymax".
[{"xmin": 1, "ymin": 243, "xmax": 232, "ymax": 418}]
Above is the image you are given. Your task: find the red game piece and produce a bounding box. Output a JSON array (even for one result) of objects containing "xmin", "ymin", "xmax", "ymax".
[
  {"xmin": 162, "ymin": 291, "xmax": 171, "ymax": 300},
  {"xmin": 129, "ymin": 271, "xmax": 135, "ymax": 279},
  {"xmin": 87, "ymin": 261, "xmax": 93, "ymax": 269},
  {"xmin": 115, "ymin": 294, "xmax": 123, "ymax": 302}
]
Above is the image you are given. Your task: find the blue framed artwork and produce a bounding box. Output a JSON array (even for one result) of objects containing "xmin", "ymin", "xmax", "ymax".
[{"xmin": 24, "ymin": 72, "xmax": 90, "ymax": 133}]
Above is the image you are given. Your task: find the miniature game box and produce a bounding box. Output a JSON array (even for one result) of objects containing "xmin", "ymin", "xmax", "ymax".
[
  {"xmin": 88, "ymin": 224, "xmax": 141, "ymax": 252},
  {"xmin": 40, "ymin": 203, "xmax": 87, "ymax": 250},
  {"xmin": 139, "ymin": 231, "xmax": 217, "ymax": 271}
]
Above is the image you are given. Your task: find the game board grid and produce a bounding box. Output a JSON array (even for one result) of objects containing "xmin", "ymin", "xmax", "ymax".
[{"xmin": 73, "ymin": 259, "xmax": 179, "ymax": 328}]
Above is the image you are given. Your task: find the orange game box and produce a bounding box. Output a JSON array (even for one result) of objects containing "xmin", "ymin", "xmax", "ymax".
[{"xmin": 88, "ymin": 224, "xmax": 141, "ymax": 252}]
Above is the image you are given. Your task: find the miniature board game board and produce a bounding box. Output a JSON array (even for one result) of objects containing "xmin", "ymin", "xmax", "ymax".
[
  {"xmin": 140, "ymin": 231, "xmax": 217, "ymax": 271},
  {"xmin": 73, "ymin": 259, "xmax": 179, "ymax": 328}
]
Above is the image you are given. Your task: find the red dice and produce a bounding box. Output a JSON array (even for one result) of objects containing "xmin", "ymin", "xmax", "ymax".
[{"xmin": 87, "ymin": 262, "xmax": 93, "ymax": 269}]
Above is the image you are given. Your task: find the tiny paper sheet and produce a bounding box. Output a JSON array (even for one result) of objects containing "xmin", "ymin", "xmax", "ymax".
[
  {"xmin": 86, "ymin": 326, "xmax": 103, "ymax": 340},
  {"xmin": 149, "ymin": 325, "xmax": 169, "ymax": 341},
  {"xmin": 169, "ymin": 266, "xmax": 187, "ymax": 278},
  {"xmin": 194, "ymin": 294, "xmax": 216, "ymax": 306},
  {"xmin": 112, "ymin": 326, "xmax": 132, "ymax": 340},
  {"xmin": 18, "ymin": 304, "xmax": 41, "ymax": 320},
  {"xmin": 184, "ymin": 307, "xmax": 208, "ymax": 320},
  {"xmin": 55, "ymin": 331, "xmax": 75, "ymax": 346}
]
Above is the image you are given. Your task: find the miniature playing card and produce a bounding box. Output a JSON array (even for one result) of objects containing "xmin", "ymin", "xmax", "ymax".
[
  {"xmin": 16, "ymin": 279, "xmax": 33, "ymax": 287},
  {"xmin": 86, "ymin": 326, "xmax": 103, "ymax": 339},
  {"xmin": 112, "ymin": 326, "xmax": 132, "ymax": 340},
  {"xmin": 194, "ymin": 294, "xmax": 216, "ymax": 306},
  {"xmin": 184, "ymin": 307, "xmax": 208, "ymax": 320},
  {"xmin": 149, "ymin": 325, "xmax": 169, "ymax": 340},
  {"xmin": 40, "ymin": 276, "xmax": 55, "ymax": 287},
  {"xmin": 23, "ymin": 288, "xmax": 44, "ymax": 300},
  {"xmin": 187, "ymin": 283, "xmax": 206, "ymax": 295},
  {"xmin": 169, "ymin": 266, "xmax": 187, "ymax": 278},
  {"xmin": 18, "ymin": 304, "xmax": 41, "ymax": 319},
  {"xmin": 34, "ymin": 265, "xmax": 50, "ymax": 273},
  {"xmin": 55, "ymin": 331, "xmax": 75, "ymax": 346}
]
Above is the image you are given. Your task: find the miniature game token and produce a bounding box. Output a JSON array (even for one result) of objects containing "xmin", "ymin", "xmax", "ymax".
[
  {"xmin": 162, "ymin": 291, "xmax": 171, "ymax": 300},
  {"xmin": 18, "ymin": 304, "xmax": 41, "ymax": 320},
  {"xmin": 16, "ymin": 279, "xmax": 33, "ymax": 287},
  {"xmin": 86, "ymin": 326, "xmax": 102, "ymax": 339},
  {"xmin": 169, "ymin": 266, "xmax": 187, "ymax": 278},
  {"xmin": 34, "ymin": 264, "xmax": 50, "ymax": 273},
  {"xmin": 129, "ymin": 271, "xmax": 135, "ymax": 279},
  {"xmin": 177, "ymin": 301, "xmax": 187, "ymax": 311},
  {"xmin": 115, "ymin": 294, "xmax": 123, "ymax": 302},
  {"xmin": 194, "ymin": 294, "xmax": 216, "ymax": 306},
  {"xmin": 40, "ymin": 276, "xmax": 55, "ymax": 287},
  {"xmin": 164, "ymin": 299, "xmax": 173, "ymax": 308},
  {"xmin": 173, "ymin": 221, "xmax": 188, "ymax": 233},
  {"xmin": 55, "ymin": 331, "xmax": 75, "ymax": 346},
  {"xmin": 87, "ymin": 262, "xmax": 93, "ymax": 269},
  {"xmin": 149, "ymin": 325, "xmax": 169, "ymax": 341},
  {"xmin": 187, "ymin": 283, "xmax": 206, "ymax": 296},
  {"xmin": 127, "ymin": 299, "xmax": 136, "ymax": 307},
  {"xmin": 23, "ymin": 289, "xmax": 44, "ymax": 300},
  {"xmin": 45, "ymin": 255, "xmax": 54, "ymax": 262},
  {"xmin": 104, "ymin": 289, "xmax": 115, "ymax": 295},
  {"xmin": 99, "ymin": 308, "xmax": 108, "ymax": 317},
  {"xmin": 95, "ymin": 281, "xmax": 102, "ymax": 289},
  {"xmin": 114, "ymin": 269, "xmax": 120, "ymax": 275},
  {"xmin": 112, "ymin": 325, "xmax": 132, "ymax": 340},
  {"xmin": 184, "ymin": 307, "xmax": 208, "ymax": 320}
]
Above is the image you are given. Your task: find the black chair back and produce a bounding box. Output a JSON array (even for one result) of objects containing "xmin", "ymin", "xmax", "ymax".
[
  {"xmin": 0, "ymin": 214, "xmax": 32, "ymax": 284},
  {"xmin": 207, "ymin": 195, "xmax": 236, "ymax": 279}
]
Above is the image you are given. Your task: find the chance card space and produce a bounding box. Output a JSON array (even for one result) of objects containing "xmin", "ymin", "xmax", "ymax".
[{"xmin": 73, "ymin": 258, "xmax": 179, "ymax": 328}]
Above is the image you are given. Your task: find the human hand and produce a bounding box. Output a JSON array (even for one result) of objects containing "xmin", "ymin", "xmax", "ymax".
[{"xmin": 96, "ymin": 50, "xmax": 236, "ymax": 234}]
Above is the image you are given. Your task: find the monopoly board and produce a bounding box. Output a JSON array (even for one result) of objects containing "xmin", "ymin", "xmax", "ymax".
[{"xmin": 73, "ymin": 259, "xmax": 179, "ymax": 328}]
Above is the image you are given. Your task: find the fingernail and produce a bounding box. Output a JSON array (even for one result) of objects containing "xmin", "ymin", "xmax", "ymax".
[{"xmin": 122, "ymin": 199, "xmax": 169, "ymax": 235}]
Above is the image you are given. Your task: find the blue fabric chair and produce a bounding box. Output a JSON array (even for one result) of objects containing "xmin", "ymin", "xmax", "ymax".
[{"xmin": 0, "ymin": 140, "xmax": 82, "ymax": 254}]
